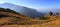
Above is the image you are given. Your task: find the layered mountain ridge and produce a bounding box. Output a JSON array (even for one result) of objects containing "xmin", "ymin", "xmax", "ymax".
[{"xmin": 0, "ymin": 3, "xmax": 41, "ymax": 18}]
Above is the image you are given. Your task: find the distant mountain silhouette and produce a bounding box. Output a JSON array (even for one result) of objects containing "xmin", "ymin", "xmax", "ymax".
[{"xmin": 0, "ymin": 3, "xmax": 41, "ymax": 18}]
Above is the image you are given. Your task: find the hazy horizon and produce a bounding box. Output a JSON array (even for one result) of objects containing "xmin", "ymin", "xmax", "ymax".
[
  {"xmin": 0, "ymin": 0, "xmax": 60, "ymax": 12},
  {"xmin": 0, "ymin": 0, "xmax": 60, "ymax": 9}
]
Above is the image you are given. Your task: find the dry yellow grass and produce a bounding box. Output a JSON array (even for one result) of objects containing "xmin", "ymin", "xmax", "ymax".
[
  {"xmin": 0, "ymin": 11, "xmax": 60, "ymax": 27},
  {"xmin": 0, "ymin": 12, "xmax": 43, "ymax": 27}
]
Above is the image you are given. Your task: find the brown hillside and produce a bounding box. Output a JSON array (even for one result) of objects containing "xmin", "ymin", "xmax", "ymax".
[{"xmin": 0, "ymin": 8, "xmax": 60, "ymax": 27}]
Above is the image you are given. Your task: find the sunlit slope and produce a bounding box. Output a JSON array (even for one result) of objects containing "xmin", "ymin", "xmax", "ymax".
[{"xmin": 0, "ymin": 8, "xmax": 60, "ymax": 27}]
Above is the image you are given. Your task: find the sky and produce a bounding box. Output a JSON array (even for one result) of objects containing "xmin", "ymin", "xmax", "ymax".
[{"xmin": 0, "ymin": 0, "xmax": 60, "ymax": 10}]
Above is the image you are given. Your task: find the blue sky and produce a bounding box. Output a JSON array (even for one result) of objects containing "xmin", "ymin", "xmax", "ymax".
[{"xmin": 0, "ymin": 0, "xmax": 60, "ymax": 9}]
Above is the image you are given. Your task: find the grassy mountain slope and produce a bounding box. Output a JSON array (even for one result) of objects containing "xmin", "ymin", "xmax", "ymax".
[
  {"xmin": 0, "ymin": 8, "xmax": 60, "ymax": 27},
  {"xmin": 0, "ymin": 8, "xmax": 45, "ymax": 27}
]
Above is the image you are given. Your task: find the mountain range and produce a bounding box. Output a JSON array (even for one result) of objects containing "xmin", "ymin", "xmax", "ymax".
[
  {"xmin": 0, "ymin": 3, "xmax": 59, "ymax": 18},
  {"xmin": 0, "ymin": 3, "xmax": 42, "ymax": 18}
]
